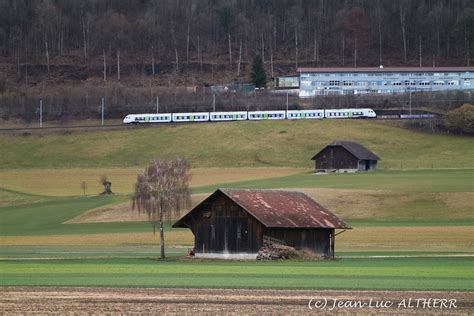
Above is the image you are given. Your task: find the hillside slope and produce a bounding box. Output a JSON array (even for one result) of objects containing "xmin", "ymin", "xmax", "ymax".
[{"xmin": 0, "ymin": 120, "xmax": 472, "ymax": 169}]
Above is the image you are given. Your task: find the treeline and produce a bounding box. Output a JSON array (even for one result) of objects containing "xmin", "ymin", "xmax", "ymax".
[{"xmin": 1, "ymin": 0, "xmax": 473, "ymax": 70}]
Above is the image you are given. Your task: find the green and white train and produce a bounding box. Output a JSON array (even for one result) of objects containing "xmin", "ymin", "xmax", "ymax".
[{"xmin": 122, "ymin": 108, "xmax": 376, "ymax": 124}]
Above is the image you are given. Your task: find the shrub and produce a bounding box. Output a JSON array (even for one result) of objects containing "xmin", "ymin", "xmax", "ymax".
[{"xmin": 445, "ymin": 103, "xmax": 474, "ymax": 135}]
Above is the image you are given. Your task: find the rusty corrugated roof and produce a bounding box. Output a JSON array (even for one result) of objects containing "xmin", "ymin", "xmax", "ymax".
[
  {"xmin": 173, "ymin": 189, "xmax": 350, "ymax": 229},
  {"xmin": 221, "ymin": 189, "xmax": 350, "ymax": 229},
  {"xmin": 297, "ymin": 66, "xmax": 474, "ymax": 73}
]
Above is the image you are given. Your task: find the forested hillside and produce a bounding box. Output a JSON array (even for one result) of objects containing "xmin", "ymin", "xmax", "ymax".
[{"xmin": 1, "ymin": 0, "xmax": 473, "ymax": 83}]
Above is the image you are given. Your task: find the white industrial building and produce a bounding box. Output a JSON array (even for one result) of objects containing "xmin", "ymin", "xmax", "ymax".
[{"xmin": 297, "ymin": 67, "xmax": 474, "ymax": 97}]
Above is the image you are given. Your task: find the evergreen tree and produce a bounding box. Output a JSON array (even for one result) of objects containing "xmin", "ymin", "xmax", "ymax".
[{"xmin": 251, "ymin": 55, "xmax": 267, "ymax": 88}]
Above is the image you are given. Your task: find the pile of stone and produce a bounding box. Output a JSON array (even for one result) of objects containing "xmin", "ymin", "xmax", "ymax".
[{"xmin": 256, "ymin": 243, "xmax": 297, "ymax": 260}]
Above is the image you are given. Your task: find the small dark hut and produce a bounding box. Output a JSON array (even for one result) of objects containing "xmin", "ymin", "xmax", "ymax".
[
  {"xmin": 173, "ymin": 189, "xmax": 350, "ymax": 259},
  {"xmin": 311, "ymin": 140, "xmax": 380, "ymax": 172}
]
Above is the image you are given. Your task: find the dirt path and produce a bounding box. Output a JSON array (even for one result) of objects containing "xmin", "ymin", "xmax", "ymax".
[{"xmin": 1, "ymin": 287, "xmax": 472, "ymax": 314}]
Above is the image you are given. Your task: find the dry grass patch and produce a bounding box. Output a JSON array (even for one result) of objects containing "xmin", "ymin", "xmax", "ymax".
[
  {"xmin": 336, "ymin": 226, "xmax": 474, "ymax": 252},
  {"xmin": 66, "ymin": 194, "xmax": 208, "ymax": 224},
  {"xmin": 0, "ymin": 230, "xmax": 194, "ymax": 246},
  {"xmin": 0, "ymin": 167, "xmax": 304, "ymax": 196},
  {"xmin": 294, "ymin": 188, "xmax": 474, "ymax": 220}
]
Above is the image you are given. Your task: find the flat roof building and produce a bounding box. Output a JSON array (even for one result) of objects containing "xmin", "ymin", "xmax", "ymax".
[{"xmin": 297, "ymin": 67, "xmax": 474, "ymax": 97}]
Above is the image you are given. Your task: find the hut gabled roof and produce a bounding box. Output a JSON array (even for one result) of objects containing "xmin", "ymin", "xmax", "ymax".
[
  {"xmin": 311, "ymin": 140, "xmax": 380, "ymax": 161},
  {"xmin": 173, "ymin": 189, "xmax": 350, "ymax": 229}
]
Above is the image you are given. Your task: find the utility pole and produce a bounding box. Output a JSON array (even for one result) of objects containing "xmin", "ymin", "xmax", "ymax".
[
  {"xmin": 39, "ymin": 99, "xmax": 43, "ymax": 128},
  {"xmin": 156, "ymin": 96, "xmax": 159, "ymax": 113},
  {"xmin": 101, "ymin": 97, "xmax": 104, "ymax": 126},
  {"xmin": 213, "ymin": 94, "xmax": 216, "ymax": 112},
  {"xmin": 286, "ymin": 92, "xmax": 289, "ymax": 112},
  {"xmin": 409, "ymin": 88, "xmax": 412, "ymax": 115}
]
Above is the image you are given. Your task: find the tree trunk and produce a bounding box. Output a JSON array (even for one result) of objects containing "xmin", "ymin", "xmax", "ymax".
[
  {"xmin": 117, "ymin": 49, "xmax": 120, "ymax": 81},
  {"xmin": 186, "ymin": 22, "xmax": 190, "ymax": 62},
  {"xmin": 466, "ymin": 33, "xmax": 470, "ymax": 67},
  {"xmin": 295, "ymin": 28, "xmax": 298, "ymax": 69},
  {"xmin": 237, "ymin": 40, "xmax": 242, "ymax": 76},
  {"xmin": 82, "ymin": 13, "xmax": 87, "ymax": 59},
  {"xmin": 175, "ymin": 47, "xmax": 179, "ymax": 73},
  {"xmin": 103, "ymin": 49, "xmax": 106, "ymax": 81},
  {"xmin": 45, "ymin": 39, "xmax": 50, "ymax": 76},
  {"xmin": 270, "ymin": 46, "xmax": 274, "ymax": 79},
  {"xmin": 159, "ymin": 206, "xmax": 165, "ymax": 259},
  {"xmin": 24, "ymin": 47, "xmax": 28, "ymax": 84},
  {"xmin": 60, "ymin": 26, "xmax": 64, "ymax": 55},
  {"xmin": 342, "ymin": 37, "xmax": 345, "ymax": 66},
  {"xmin": 419, "ymin": 36, "xmax": 422, "ymax": 67},
  {"xmin": 378, "ymin": 15, "xmax": 383, "ymax": 65},
  {"xmin": 354, "ymin": 38, "xmax": 357, "ymax": 67},
  {"xmin": 151, "ymin": 46, "xmax": 155, "ymax": 75},
  {"xmin": 261, "ymin": 33, "xmax": 264, "ymax": 62},
  {"xmin": 399, "ymin": 3, "xmax": 407, "ymax": 62},
  {"xmin": 17, "ymin": 50, "xmax": 20, "ymax": 78},
  {"xmin": 313, "ymin": 31, "xmax": 317, "ymax": 65},
  {"xmin": 198, "ymin": 35, "xmax": 202, "ymax": 71},
  {"xmin": 228, "ymin": 33, "xmax": 232, "ymax": 65}
]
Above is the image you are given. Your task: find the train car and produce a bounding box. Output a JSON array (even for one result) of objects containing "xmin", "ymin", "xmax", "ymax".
[
  {"xmin": 210, "ymin": 111, "xmax": 248, "ymax": 121},
  {"xmin": 287, "ymin": 110, "xmax": 325, "ymax": 120},
  {"xmin": 171, "ymin": 112, "xmax": 210, "ymax": 123},
  {"xmin": 248, "ymin": 110, "xmax": 286, "ymax": 120},
  {"xmin": 123, "ymin": 113, "xmax": 172, "ymax": 124},
  {"xmin": 324, "ymin": 108, "xmax": 376, "ymax": 119},
  {"xmin": 399, "ymin": 114, "xmax": 436, "ymax": 119}
]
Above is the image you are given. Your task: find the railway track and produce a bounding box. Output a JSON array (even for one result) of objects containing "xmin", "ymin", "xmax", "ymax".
[{"xmin": 0, "ymin": 117, "xmax": 440, "ymax": 132}]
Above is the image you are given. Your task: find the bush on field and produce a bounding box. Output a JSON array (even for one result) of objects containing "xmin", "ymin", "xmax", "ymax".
[{"xmin": 445, "ymin": 103, "xmax": 474, "ymax": 135}]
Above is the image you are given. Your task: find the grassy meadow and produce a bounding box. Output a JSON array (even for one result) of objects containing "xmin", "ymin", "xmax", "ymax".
[
  {"xmin": 0, "ymin": 119, "xmax": 472, "ymax": 290},
  {"xmin": 1, "ymin": 256, "xmax": 472, "ymax": 291},
  {"xmin": 1, "ymin": 120, "xmax": 473, "ymax": 169}
]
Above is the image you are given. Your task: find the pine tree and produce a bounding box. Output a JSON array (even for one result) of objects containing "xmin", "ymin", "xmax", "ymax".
[{"xmin": 251, "ymin": 55, "xmax": 267, "ymax": 88}]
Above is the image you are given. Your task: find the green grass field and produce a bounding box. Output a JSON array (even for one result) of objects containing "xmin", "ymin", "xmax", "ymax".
[
  {"xmin": 1, "ymin": 120, "xmax": 473, "ymax": 169},
  {"xmin": 194, "ymin": 169, "xmax": 474, "ymax": 193},
  {"xmin": 0, "ymin": 120, "xmax": 472, "ymax": 291},
  {"xmin": 1, "ymin": 256, "xmax": 472, "ymax": 291}
]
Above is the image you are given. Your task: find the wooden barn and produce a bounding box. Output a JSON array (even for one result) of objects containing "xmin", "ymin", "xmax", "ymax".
[
  {"xmin": 172, "ymin": 189, "xmax": 350, "ymax": 259},
  {"xmin": 311, "ymin": 140, "xmax": 380, "ymax": 172}
]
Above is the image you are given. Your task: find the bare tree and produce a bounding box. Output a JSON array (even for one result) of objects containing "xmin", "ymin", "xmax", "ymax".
[
  {"xmin": 237, "ymin": 40, "xmax": 242, "ymax": 76},
  {"xmin": 102, "ymin": 49, "xmax": 106, "ymax": 81},
  {"xmin": 81, "ymin": 11, "xmax": 87, "ymax": 59},
  {"xmin": 117, "ymin": 49, "xmax": 120, "ymax": 81},
  {"xmin": 132, "ymin": 157, "xmax": 191, "ymax": 259},
  {"xmin": 294, "ymin": 28, "xmax": 298, "ymax": 69},
  {"xmin": 399, "ymin": 1, "xmax": 408, "ymax": 62},
  {"xmin": 45, "ymin": 39, "xmax": 50, "ymax": 75},
  {"xmin": 151, "ymin": 46, "xmax": 155, "ymax": 75}
]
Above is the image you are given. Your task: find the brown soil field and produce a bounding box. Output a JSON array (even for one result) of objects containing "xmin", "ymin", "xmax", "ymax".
[
  {"xmin": 1, "ymin": 227, "xmax": 472, "ymax": 253},
  {"xmin": 1, "ymin": 287, "xmax": 472, "ymax": 314},
  {"xmin": 0, "ymin": 167, "xmax": 304, "ymax": 196}
]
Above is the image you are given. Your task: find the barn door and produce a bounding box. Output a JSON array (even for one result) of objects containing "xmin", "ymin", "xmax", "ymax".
[{"xmin": 236, "ymin": 219, "xmax": 248, "ymax": 252}]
